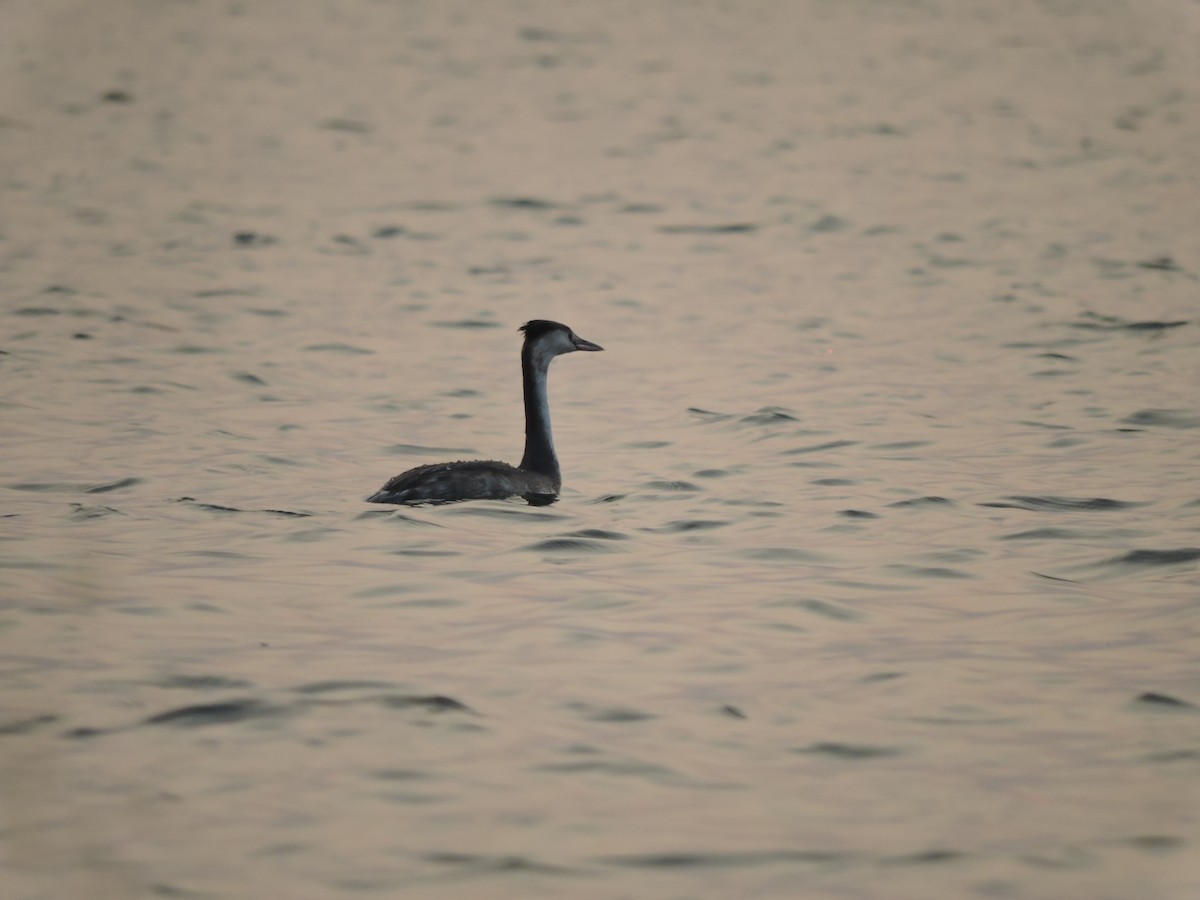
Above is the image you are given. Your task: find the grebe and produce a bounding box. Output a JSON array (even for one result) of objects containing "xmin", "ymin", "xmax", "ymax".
[{"xmin": 367, "ymin": 320, "xmax": 603, "ymax": 505}]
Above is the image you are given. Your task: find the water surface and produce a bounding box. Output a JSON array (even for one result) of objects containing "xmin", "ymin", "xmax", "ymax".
[{"xmin": 2, "ymin": 2, "xmax": 1199, "ymax": 898}]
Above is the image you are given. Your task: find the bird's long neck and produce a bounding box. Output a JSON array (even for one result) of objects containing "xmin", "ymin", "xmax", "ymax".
[{"xmin": 518, "ymin": 344, "xmax": 559, "ymax": 481}]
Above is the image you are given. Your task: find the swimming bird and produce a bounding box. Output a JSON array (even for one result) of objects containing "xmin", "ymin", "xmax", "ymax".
[{"xmin": 367, "ymin": 320, "xmax": 603, "ymax": 505}]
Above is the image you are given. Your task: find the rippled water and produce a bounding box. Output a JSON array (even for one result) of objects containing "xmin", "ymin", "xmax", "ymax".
[{"xmin": 3, "ymin": 2, "xmax": 1199, "ymax": 898}]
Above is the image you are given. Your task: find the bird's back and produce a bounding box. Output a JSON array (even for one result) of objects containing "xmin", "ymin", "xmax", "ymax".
[{"xmin": 366, "ymin": 460, "xmax": 558, "ymax": 505}]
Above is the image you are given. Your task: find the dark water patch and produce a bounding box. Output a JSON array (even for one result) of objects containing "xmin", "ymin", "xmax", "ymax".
[
  {"xmin": 740, "ymin": 406, "xmax": 797, "ymax": 425},
  {"xmin": 381, "ymin": 694, "xmax": 472, "ymax": 713},
  {"xmin": 0, "ymin": 714, "xmax": 59, "ymax": 735},
  {"xmin": 490, "ymin": 196, "xmax": 558, "ymax": 210},
  {"xmin": 767, "ymin": 598, "xmax": 861, "ymax": 621},
  {"xmin": 840, "ymin": 509, "xmax": 878, "ymax": 519},
  {"xmin": 619, "ymin": 202, "xmax": 664, "ymax": 213},
  {"xmin": 402, "ymin": 201, "xmax": 458, "ymax": 212},
  {"xmin": 887, "ymin": 496, "xmax": 954, "ymax": 509},
  {"xmin": 1142, "ymin": 749, "xmax": 1200, "ymax": 762},
  {"xmin": 352, "ymin": 585, "xmax": 440, "ymax": 602},
  {"xmin": 811, "ymin": 214, "xmax": 849, "ymax": 232},
  {"xmin": 563, "ymin": 529, "xmax": 629, "ymax": 541},
  {"xmin": 908, "ymin": 709, "xmax": 1019, "ymax": 726},
  {"xmin": 286, "ymin": 528, "xmax": 345, "ymax": 542},
  {"xmin": 324, "ymin": 234, "xmax": 369, "ymax": 254},
  {"xmin": 1092, "ymin": 258, "xmax": 1133, "ymax": 279},
  {"xmin": 1003, "ymin": 337, "xmax": 1102, "ymax": 351},
  {"xmin": 658, "ymin": 222, "xmax": 757, "ymax": 234},
  {"xmin": 173, "ymin": 343, "xmax": 221, "ymax": 355},
  {"xmin": 371, "ymin": 768, "xmax": 430, "ymax": 781},
  {"xmin": 721, "ymin": 705, "xmax": 747, "ymax": 719},
  {"xmin": 1133, "ymin": 692, "xmax": 1195, "ymax": 709},
  {"xmin": 625, "ymin": 439, "xmax": 672, "ymax": 449},
  {"xmin": 116, "ymin": 604, "xmax": 168, "ymax": 617},
  {"xmin": 232, "ymin": 371, "xmax": 267, "ymax": 385},
  {"xmin": 1103, "ymin": 548, "xmax": 1200, "ymax": 568},
  {"xmin": 1073, "ymin": 311, "xmax": 1189, "ymax": 332},
  {"xmin": 1000, "ymin": 527, "xmax": 1086, "ymax": 541},
  {"xmin": 794, "ymin": 742, "xmax": 901, "ymax": 759},
  {"xmin": 860, "ymin": 671, "xmax": 905, "ymax": 683},
  {"xmin": 1122, "ymin": 409, "xmax": 1200, "ymax": 429},
  {"xmin": 1135, "ymin": 256, "xmax": 1183, "ymax": 272},
  {"xmin": 694, "ymin": 468, "xmax": 729, "ymax": 478},
  {"xmin": 930, "ymin": 547, "xmax": 985, "ymax": 568},
  {"xmin": 424, "ymin": 852, "xmax": 575, "ymax": 875},
  {"xmin": 294, "ymin": 680, "xmax": 397, "ymax": 694},
  {"xmin": 885, "ymin": 848, "xmax": 966, "ymax": 865},
  {"xmin": 384, "ymin": 443, "xmax": 477, "ymax": 457},
  {"xmin": 69, "ymin": 503, "xmax": 123, "ymax": 520},
  {"xmin": 567, "ymin": 702, "xmax": 654, "ymax": 723},
  {"xmin": 923, "ymin": 252, "xmax": 974, "ymax": 269},
  {"xmin": 354, "ymin": 509, "xmax": 435, "ymax": 524},
  {"xmin": 319, "ymin": 117, "xmax": 372, "ymax": 133},
  {"xmin": 980, "ymin": 495, "xmax": 1138, "ymax": 512},
  {"xmin": 526, "ymin": 537, "xmax": 619, "ymax": 553},
  {"xmin": 783, "ymin": 439, "xmax": 857, "ymax": 455},
  {"xmin": 686, "ymin": 407, "xmax": 734, "ymax": 422},
  {"xmin": 645, "ymin": 519, "xmax": 728, "ymax": 534},
  {"xmin": 793, "ymin": 316, "xmax": 830, "ymax": 331},
  {"xmin": 194, "ymin": 287, "xmax": 259, "ymax": 298},
  {"xmin": 593, "ymin": 494, "xmax": 626, "ymax": 503},
  {"xmin": 738, "ymin": 547, "xmax": 823, "ymax": 563},
  {"xmin": 887, "ymin": 564, "xmax": 972, "ymax": 580},
  {"xmin": 432, "ymin": 318, "xmax": 502, "ymax": 329},
  {"xmin": 371, "ymin": 224, "xmax": 405, "ymax": 238},
  {"xmin": 302, "ymin": 342, "xmax": 373, "ymax": 355},
  {"xmin": 232, "ymin": 230, "xmax": 275, "ymax": 247},
  {"xmin": 174, "ymin": 498, "xmax": 311, "ymax": 518},
  {"xmin": 599, "ymin": 849, "xmax": 845, "ymax": 869},
  {"xmin": 9, "ymin": 478, "xmax": 140, "ymax": 494},
  {"xmin": 145, "ymin": 699, "xmax": 282, "ymax": 728},
  {"xmin": 517, "ymin": 26, "xmax": 569, "ymax": 42},
  {"xmin": 86, "ymin": 477, "xmax": 142, "ymax": 494},
  {"xmin": 1125, "ymin": 835, "xmax": 1185, "ymax": 852},
  {"xmin": 330, "ymin": 875, "xmax": 403, "ymax": 891},
  {"xmin": 871, "ymin": 440, "xmax": 931, "ymax": 450},
  {"xmin": 444, "ymin": 504, "xmax": 565, "ymax": 520},
  {"xmin": 156, "ymin": 675, "xmax": 253, "ymax": 691},
  {"xmin": 812, "ymin": 477, "xmax": 856, "ymax": 486},
  {"xmin": 1031, "ymin": 571, "xmax": 1081, "ymax": 583},
  {"xmin": 642, "ymin": 479, "xmax": 701, "ymax": 492},
  {"xmin": 1020, "ymin": 846, "xmax": 1095, "ymax": 870},
  {"xmin": 761, "ymin": 621, "xmax": 806, "ymax": 634},
  {"xmin": 179, "ymin": 550, "xmax": 255, "ymax": 561},
  {"xmin": 1032, "ymin": 368, "xmax": 1071, "ymax": 377},
  {"xmin": 64, "ymin": 727, "xmax": 112, "ymax": 739},
  {"xmin": 536, "ymin": 758, "xmax": 677, "ymax": 780}
]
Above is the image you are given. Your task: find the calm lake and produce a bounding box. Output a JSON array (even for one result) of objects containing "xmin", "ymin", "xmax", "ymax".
[{"xmin": 2, "ymin": 1, "xmax": 1198, "ymax": 898}]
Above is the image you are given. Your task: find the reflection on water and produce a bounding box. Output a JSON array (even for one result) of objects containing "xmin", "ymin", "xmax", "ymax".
[{"xmin": 3, "ymin": 1, "xmax": 1199, "ymax": 898}]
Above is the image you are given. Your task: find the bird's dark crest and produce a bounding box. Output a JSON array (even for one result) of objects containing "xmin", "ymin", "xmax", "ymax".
[{"xmin": 519, "ymin": 319, "xmax": 569, "ymax": 339}]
